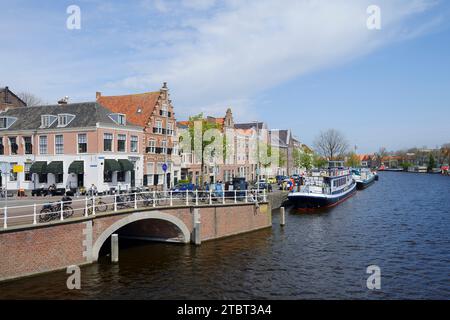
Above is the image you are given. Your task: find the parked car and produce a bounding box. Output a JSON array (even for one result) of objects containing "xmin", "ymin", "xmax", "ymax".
[
  {"xmin": 276, "ymin": 175, "xmax": 288, "ymax": 184},
  {"xmin": 267, "ymin": 177, "xmax": 277, "ymax": 184},
  {"xmin": 252, "ymin": 182, "xmax": 272, "ymax": 192},
  {"xmin": 171, "ymin": 183, "xmax": 196, "ymax": 192}
]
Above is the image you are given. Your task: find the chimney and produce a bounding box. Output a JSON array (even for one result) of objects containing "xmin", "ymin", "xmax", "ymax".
[
  {"xmin": 58, "ymin": 96, "xmax": 69, "ymax": 105},
  {"xmin": 96, "ymin": 91, "xmax": 102, "ymax": 99},
  {"xmin": 4, "ymin": 86, "xmax": 9, "ymax": 104}
]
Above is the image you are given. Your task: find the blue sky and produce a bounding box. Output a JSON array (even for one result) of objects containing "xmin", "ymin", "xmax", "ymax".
[{"xmin": 1, "ymin": 0, "xmax": 449, "ymax": 153}]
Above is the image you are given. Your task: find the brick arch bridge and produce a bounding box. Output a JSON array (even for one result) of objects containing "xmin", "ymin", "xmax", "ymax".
[
  {"xmin": 91, "ymin": 211, "xmax": 191, "ymax": 261},
  {"xmin": 0, "ymin": 202, "xmax": 271, "ymax": 281}
]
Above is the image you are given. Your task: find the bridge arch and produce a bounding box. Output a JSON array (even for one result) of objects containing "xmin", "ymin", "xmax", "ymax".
[{"xmin": 91, "ymin": 211, "xmax": 191, "ymax": 261}]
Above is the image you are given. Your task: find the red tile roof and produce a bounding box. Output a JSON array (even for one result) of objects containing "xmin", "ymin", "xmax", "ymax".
[{"xmin": 97, "ymin": 91, "xmax": 160, "ymax": 127}]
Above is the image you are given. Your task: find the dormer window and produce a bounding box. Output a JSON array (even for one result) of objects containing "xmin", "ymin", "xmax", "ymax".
[
  {"xmin": 109, "ymin": 113, "xmax": 126, "ymax": 125},
  {"xmin": 0, "ymin": 116, "xmax": 17, "ymax": 130},
  {"xmin": 41, "ymin": 115, "xmax": 57, "ymax": 128},
  {"xmin": 57, "ymin": 114, "xmax": 75, "ymax": 127}
]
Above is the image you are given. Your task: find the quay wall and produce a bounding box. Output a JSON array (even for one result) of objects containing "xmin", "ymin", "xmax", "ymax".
[{"xmin": 0, "ymin": 203, "xmax": 271, "ymax": 282}]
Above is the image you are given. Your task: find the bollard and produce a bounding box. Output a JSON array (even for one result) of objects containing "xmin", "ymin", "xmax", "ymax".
[
  {"xmin": 134, "ymin": 193, "xmax": 137, "ymax": 209},
  {"xmin": 33, "ymin": 203, "xmax": 37, "ymax": 225},
  {"xmin": 280, "ymin": 207, "xmax": 286, "ymax": 227},
  {"xmin": 209, "ymin": 189, "xmax": 212, "ymax": 205},
  {"xmin": 170, "ymin": 190, "xmax": 173, "ymax": 206},
  {"xmin": 196, "ymin": 189, "xmax": 199, "ymax": 206},
  {"xmin": 114, "ymin": 194, "xmax": 117, "ymax": 212},
  {"xmin": 245, "ymin": 190, "xmax": 248, "ymax": 203},
  {"xmin": 153, "ymin": 191, "xmax": 157, "ymax": 208},
  {"xmin": 193, "ymin": 209, "xmax": 201, "ymax": 245},
  {"xmin": 263, "ymin": 189, "xmax": 267, "ymax": 202},
  {"xmin": 92, "ymin": 195, "xmax": 96, "ymax": 216},
  {"xmin": 60, "ymin": 200, "xmax": 64, "ymax": 221},
  {"xmin": 186, "ymin": 189, "xmax": 189, "ymax": 206},
  {"xmin": 111, "ymin": 234, "xmax": 119, "ymax": 263},
  {"xmin": 84, "ymin": 197, "xmax": 88, "ymax": 217},
  {"xmin": 3, "ymin": 207, "xmax": 7, "ymax": 229},
  {"xmin": 234, "ymin": 190, "xmax": 237, "ymax": 204}
]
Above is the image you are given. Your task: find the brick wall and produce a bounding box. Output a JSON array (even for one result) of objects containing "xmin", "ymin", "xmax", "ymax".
[{"xmin": 0, "ymin": 203, "xmax": 271, "ymax": 281}]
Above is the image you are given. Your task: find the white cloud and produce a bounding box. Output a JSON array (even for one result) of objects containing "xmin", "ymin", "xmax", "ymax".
[{"xmin": 106, "ymin": 0, "xmax": 440, "ymax": 120}]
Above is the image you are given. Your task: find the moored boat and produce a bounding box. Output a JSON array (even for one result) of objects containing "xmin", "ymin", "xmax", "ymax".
[
  {"xmin": 352, "ymin": 168, "xmax": 376, "ymax": 190},
  {"xmin": 288, "ymin": 167, "xmax": 357, "ymax": 209}
]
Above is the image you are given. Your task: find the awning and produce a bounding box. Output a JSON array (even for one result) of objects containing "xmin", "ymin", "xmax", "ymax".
[
  {"xmin": 47, "ymin": 161, "xmax": 63, "ymax": 175},
  {"xmin": 118, "ymin": 159, "xmax": 134, "ymax": 172},
  {"xmin": 29, "ymin": 161, "xmax": 47, "ymax": 174},
  {"xmin": 104, "ymin": 159, "xmax": 121, "ymax": 172},
  {"xmin": 68, "ymin": 161, "xmax": 84, "ymax": 174}
]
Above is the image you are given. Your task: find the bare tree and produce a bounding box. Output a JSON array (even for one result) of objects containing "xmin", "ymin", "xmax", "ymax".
[
  {"xmin": 313, "ymin": 129, "xmax": 349, "ymax": 160},
  {"xmin": 17, "ymin": 92, "xmax": 44, "ymax": 107}
]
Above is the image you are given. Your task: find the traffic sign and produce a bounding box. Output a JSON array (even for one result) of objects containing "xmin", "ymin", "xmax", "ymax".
[
  {"xmin": 162, "ymin": 163, "xmax": 168, "ymax": 172},
  {"xmin": 13, "ymin": 165, "xmax": 24, "ymax": 173}
]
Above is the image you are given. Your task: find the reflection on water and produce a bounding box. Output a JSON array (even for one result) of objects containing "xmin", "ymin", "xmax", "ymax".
[{"xmin": 1, "ymin": 172, "xmax": 449, "ymax": 299}]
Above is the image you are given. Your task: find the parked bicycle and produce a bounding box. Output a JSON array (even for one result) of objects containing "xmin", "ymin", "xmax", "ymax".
[
  {"xmin": 39, "ymin": 196, "xmax": 74, "ymax": 223},
  {"xmin": 85, "ymin": 196, "xmax": 108, "ymax": 215},
  {"xmin": 115, "ymin": 194, "xmax": 134, "ymax": 209}
]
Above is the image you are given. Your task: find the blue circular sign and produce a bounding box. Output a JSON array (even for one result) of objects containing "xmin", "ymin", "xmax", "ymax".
[{"xmin": 162, "ymin": 163, "xmax": 168, "ymax": 172}]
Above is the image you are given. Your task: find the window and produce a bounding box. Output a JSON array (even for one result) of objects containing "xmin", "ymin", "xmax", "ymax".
[
  {"xmin": 104, "ymin": 133, "xmax": 113, "ymax": 152},
  {"xmin": 41, "ymin": 115, "xmax": 57, "ymax": 128},
  {"xmin": 24, "ymin": 163, "xmax": 32, "ymax": 181},
  {"xmin": 146, "ymin": 163, "xmax": 154, "ymax": 186},
  {"xmin": 160, "ymin": 105, "xmax": 168, "ymax": 117},
  {"xmin": 108, "ymin": 113, "xmax": 126, "ymax": 125},
  {"xmin": 117, "ymin": 171, "xmax": 125, "ymax": 182},
  {"xmin": 161, "ymin": 140, "xmax": 167, "ymax": 154},
  {"xmin": 24, "ymin": 137, "xmax": 32, "ymax": 154},
  {"xmin": 55, "ymin": 135, "xmax": 64, "ymax": 154},
  {"xmin": 0, "ymin": 138, "xmax": 3, "ymax": 155},
  {"xmin": 167, "ymin": 122, "xmax": 174, "ymax": 135},
  {"xmin": 130, "ymin": 136, "xmax": 138, "ymax": 153},
  {"xmin": 39, "ymin": 173, "xmax": 48, "ymax": 183},
  {"xmin": 147, "ymin": 139, "xmax": 156, "ymax": 153},
  {"xmin": 9, "ymin": 137, "xmax": 18, "ymax": 155},
  {"xmin": 0, "ymin": 117, "xmax": 17, "ymax": 130},
  {"xmin": 9, "ymin": 162, "xmax": 17, "ymax": 181},
  {"xmin": 39, "ymin": 136, "xmax": 48, "ymax": 155},
  {"xmin": 78, "ymin": 134, "xmax": 87, "ymax": 153},
  {"xmin": 55, "ymin": 173, "xmax": 63, "ymax": 184},
  {"xmin": 155, "ymin": 120, "xmax": 163, "ymax": 134},
  {"xmin": 104, "ymin": 171, "xmax": 113, "ymax": 183},
  {"xmin": 117, "ymin": 134, "xmax": 126, "ymax": 152},
  {"xmin": 57, "ymin": 114, "xmax": 75, "ymax": 127}
]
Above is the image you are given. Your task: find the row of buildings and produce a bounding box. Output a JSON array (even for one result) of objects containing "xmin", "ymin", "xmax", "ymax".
[{"xmin": 0, "ymin": 84, "xmax": 308, "ymax": 194}]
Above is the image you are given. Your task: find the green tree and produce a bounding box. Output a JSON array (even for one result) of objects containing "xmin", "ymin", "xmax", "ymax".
[
  {"xmin": 427, "ymin": 153, "xmax": 436, "ymax": 171},
  {"xmin": 179, "ymin": 113, "xmax": 222, "ymax": 186},
  {"xmin": 313, "ymin": 154, "xmax": 328, "ymax": 168},
  {"xmin": 345, "ymin": 152, "xmax": 360, "ymax": 168}
]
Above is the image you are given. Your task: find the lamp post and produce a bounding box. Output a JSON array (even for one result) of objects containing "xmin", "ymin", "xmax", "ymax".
[{"xmin": 254, "ymin": 120, "xmax": 260, "ymax": 196}]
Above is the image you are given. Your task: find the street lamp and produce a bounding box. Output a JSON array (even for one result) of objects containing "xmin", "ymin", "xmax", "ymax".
[{"xmin": 254, "ymin": 120, "xmax": 260, "ymax": 196}]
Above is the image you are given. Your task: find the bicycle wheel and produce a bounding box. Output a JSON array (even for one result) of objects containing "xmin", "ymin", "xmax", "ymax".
[
  {"xmin": 96, "ymin": 201, "xmax": 108, "ymax": 212},
  {"xmin": 39, "ymin": 208, "xmax": 53, "ymax": 223},
  {"xmin": 63, "ymin": 206, "xmax": 74, "ymax": 218}
]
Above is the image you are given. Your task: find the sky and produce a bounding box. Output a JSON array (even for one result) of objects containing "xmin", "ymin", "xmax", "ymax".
[{"xmin": 1, "ymin": 0, "xmax": 449, "ymax": 153}]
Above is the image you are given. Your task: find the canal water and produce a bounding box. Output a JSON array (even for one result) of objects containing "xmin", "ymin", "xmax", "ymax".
[{"xmin": 1, "ymin": 172, "xmax": 449, "ymax": 299}]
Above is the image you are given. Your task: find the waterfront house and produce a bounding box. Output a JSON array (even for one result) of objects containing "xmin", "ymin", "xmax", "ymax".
[
  {"xmin": 97, "ymin": 83, "xmax": 180, "ymax": 190},
  {"xmin": 0, "ymin": 102, "xmax": 144, "ymax": 194}
]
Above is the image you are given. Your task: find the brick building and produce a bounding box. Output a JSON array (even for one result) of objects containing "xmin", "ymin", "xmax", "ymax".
[
  {"xmin": 0, "ymin": 87, "xmax": 27, "ymax": 112},
  {"xmin": 97, "ymin": 83, "xmax": 180, "ymax": 190}
]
